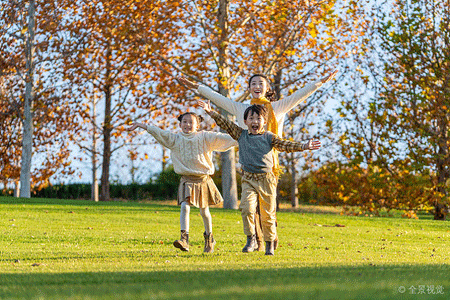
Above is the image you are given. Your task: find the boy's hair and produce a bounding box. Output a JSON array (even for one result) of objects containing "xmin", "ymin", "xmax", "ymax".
[
  {"xmin": 244, "ymin": 105, "xmax": 268, "ymax": 121},
  {"xmin": 248, "ymin": 74, "xmax": 278, "ymax": 102},
  {"xmin": 177, "ymin": 112, "xmax": 204, "ymax": 123}
]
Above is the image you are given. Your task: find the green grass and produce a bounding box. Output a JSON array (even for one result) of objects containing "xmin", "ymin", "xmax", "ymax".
[{"xmin": 1, "ymin": 196, "xmax": 449, "ymax": 299}]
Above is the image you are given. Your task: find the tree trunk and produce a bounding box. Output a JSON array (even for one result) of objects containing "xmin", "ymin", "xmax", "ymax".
[
  {"xmin": 91, "ymin": 95, "xmax": 99, "ymax": 202},
  {"xmin": 221, "ymin": 129, "xmax": 238, "ymax": 209},
  {"xmin": 14, "ymin": 181, "xmax": 20, "ymax": 198},
  {"xmin": 19, "ymin": 0, "xmax": 35, "ymax": 198},
  {"xmin": 434, "ymin": 128, "xmax": 448, "ymax": 220},
  {"xmin": 218, "ymin": 0, "xmax": 238, "ymax": 209},
  {"xmin": 100, "ymin": 42, "xmax": 112, "ymax": 201}
]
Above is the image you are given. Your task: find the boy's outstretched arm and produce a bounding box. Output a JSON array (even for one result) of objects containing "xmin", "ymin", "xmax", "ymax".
[
  {"xmin": 272, "ymin": 136, "xmax": 321, "ymax": 153},
  {"xmin": 197, "ymin": 100, "xmax": 243, "ymax": 140}
]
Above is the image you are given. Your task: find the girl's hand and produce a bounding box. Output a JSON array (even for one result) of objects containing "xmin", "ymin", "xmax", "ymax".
[
  {"xmin": 178, "ymin": 76, "xmax": 199, "ymax": 90},
  {"xmin": 128, "ymin": 122, "xmax": 143, "ymax": 131},
  {"xmin": 307, "ymin": 139, "xmax": 321, "ymax": 150},
  {"xmin": 321, "ymin": 70, "xmax": 338, "ymax": 84},
  {"xmin": 197, "ymin": 100, "xmax": 211, "ymax": 112}
]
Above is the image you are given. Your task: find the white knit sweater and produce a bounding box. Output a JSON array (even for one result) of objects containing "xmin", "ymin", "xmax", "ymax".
[
  {"xmin": 197, "ymin": 80, "xmax": 323, "ymax": 136},
  {"xmin": 146, "ymin": 125, "xmax": 238, "ymax": 176}
]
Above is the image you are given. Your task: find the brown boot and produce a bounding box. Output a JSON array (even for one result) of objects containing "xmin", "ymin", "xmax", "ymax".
[
  {"xmin": 203, "ymin": 231, "xmax": 216, "ymax": 253},
  {"xmin": 265, "ymin": 241, "xmax": 275, "ymax": 256},
  {"xmin": 242, "ymin": 235, "xmax": 257, "ymax": 253},
  {"xmin": 173, "ymin": 230, "xmax": 189, "ymax": 251}
]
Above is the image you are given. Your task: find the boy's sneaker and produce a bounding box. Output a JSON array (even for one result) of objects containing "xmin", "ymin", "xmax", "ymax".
[{"xmin": 242, "ymin": 235, "xmax": 257, "ymax": 252}]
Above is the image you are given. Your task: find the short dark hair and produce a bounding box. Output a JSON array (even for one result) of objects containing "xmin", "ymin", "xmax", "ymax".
[
  {"xmin": 244, "ymin": 105, "xmax": 268, "ymax": 121},
  {"xmin": 177, "ymin": 112, "xmax": 203, "ymax": 123}
]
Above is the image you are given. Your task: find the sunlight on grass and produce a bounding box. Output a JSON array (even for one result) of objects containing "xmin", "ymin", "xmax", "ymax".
[{"xmin": 0, "ymin": 197, "xmax": 449, "ymax": 299}]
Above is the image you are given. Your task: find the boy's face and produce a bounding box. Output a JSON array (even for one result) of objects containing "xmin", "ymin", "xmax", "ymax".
[
  {"xmin": 244, "ymin": 111, "xmax": 267, "ymax": 135},
  {"xmin": 249, "ymin": 76, "xmax": 269, "ymax": 99},
  {"xmin": 179, "ymin": 114, "xmax": 199, "ymax": 134}
]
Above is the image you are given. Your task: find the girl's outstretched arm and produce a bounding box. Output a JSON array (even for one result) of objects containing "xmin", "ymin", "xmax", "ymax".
[
  {"xmin": 272, "ymin": 70, "xmax": 338, "ymax": 116},
  {"xmin": 178, "ymin": 76, "xmax": 199, "ymax": 90},
  {"xmin": 179, "ymin": 76, "xmax": 248, "ymax": 126},
  {"xmin": 128, "ymin": 122, "xmax": 147, "ymax": 131},
  {"xmin": 128, "ymin": 122, "xmax": 177, "ymax": 149},
  {"xmin": 321, "ymin": 70, "xmax": 338, "ymax": 84}
]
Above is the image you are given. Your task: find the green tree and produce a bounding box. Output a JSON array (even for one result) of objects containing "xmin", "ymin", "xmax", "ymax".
[{"xmin": 337, "ymin": 0, "xmax": 449, "ymax": 219}]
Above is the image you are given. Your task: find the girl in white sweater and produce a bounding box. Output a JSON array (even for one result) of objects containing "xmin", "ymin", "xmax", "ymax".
[{"xmin": 128, "ymin": 112, "xmax": 237, "ymax": 253}]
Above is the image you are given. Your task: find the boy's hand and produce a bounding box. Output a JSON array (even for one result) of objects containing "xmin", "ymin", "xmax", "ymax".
[
  {"xmin": 321, "ymin": 70, "xmax": 338, "ymax": 84},
  {"xmin": 197, "ymin": 100, "xmax": 211, "ymax": 112},
  {"xmin": 178, "ymin": 76, "xmax": 199, "ymax": 90},
  {"xmin": 307, "ymin": 139, "xmax": 321, "ymax": 150}
]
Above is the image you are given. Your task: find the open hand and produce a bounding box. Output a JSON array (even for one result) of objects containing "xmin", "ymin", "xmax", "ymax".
[
  {"xmin": 178, "ymin": 76, "xmax": 199, "ymax": 90},
  {"xmin": 307, "ymin": 139, "xmax": 321, "ymax": 150},
  {"xmin": 128, "ymin": 122, "xmax": 144, "ymax": 131},
  {"xmin": 321, "ymin": 70, "xmax": 338, "ymax": 84},
  {"xmin": 197, "ymin": 100, "xmax": 211, "ymax": 112}
]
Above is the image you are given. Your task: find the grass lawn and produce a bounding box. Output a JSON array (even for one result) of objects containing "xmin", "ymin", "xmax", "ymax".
[{"xmin": 1, "ymin": 196, "xmax": 449, "ymax": 299}]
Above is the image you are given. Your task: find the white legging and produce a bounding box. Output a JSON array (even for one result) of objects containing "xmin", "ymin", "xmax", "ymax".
[{"xmin": 180, "ymin": 201, "xmax": 212, "ymax": 234}]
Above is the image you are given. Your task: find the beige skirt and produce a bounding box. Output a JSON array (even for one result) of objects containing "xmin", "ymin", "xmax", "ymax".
[{"xmin": 177, "ymin": 175, "xmax": 223, "ymax": 208}]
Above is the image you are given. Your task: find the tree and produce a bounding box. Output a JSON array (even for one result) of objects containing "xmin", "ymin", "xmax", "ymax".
[
  {"xmin": 336, "ymin": 0, "xmax": 449, "ymax": 219},
  {"xmin": 58, "ymin": 0, "xmax": 184, "ymax": 201},
  {"xmin": 0, "ymin": 1, "xmax": 78, "ymax": 195},
  {"xmin": 19, "ymin": 0, "xmax": 35, "ymax": 198},
  {"xmin": 156, "ymin": 0, "xmax": 363, "ymax": 208}
]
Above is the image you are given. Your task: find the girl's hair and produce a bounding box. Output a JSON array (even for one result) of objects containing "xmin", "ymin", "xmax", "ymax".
[
  {"xmin": 177, "ymin": 112, "xmax": 204, "ymax": 123},
  {"xmin": 244, "ymin": 105, "xmax": 268, "ymax": 121},
  {"xmin": 248, "ymin": 74, "xmax": 278, "ymax": 102}
]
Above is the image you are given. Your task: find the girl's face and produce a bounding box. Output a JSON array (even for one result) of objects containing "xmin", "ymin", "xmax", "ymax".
[
  {"xmin": 179, "ymin": 114, "xmax": 199, "ymax": 134},
  {"xmin": 244, "ymin": 111, "xmax": 267, "ymax": 135},
  {"xmin": 249, "ymin": 76, "xmax": 269, "ymax": 99}
]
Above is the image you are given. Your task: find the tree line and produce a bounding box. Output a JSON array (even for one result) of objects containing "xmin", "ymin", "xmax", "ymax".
[{"xmin": 0, "ymin": 0, "xmax": 448, "ymax": 219}]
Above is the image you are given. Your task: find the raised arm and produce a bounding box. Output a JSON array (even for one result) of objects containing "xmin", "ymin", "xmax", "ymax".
[
  {"xmin": 272, "ymin": 136, "xmax": 321, "ymax": 153},
  {"xmin": 128, "ymin": 122, "xmax": 177, "ymax": 149},
  {"xmin": 272, "ymin": 70, "xmax": 338, "ymax": 116},
  {"xmin": 197, "ymin": 100, "xmax": 243, "ymax": 140},
  {"xmin": 179, "ymin": 76, "xmax": 248, "ymax": 125},
  {"xmin": 204, "ymin": 131, "xmax": 239, "ymax": 152}
]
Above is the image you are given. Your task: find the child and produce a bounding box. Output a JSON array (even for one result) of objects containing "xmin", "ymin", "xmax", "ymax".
[
  {"xmin": 198, "ymin": 100, "xmax": 321, "ymax": 255},
  {"xmin": 128, "ymin": 112, "xmax": 237, "ymax": 253},
  {"xmin": 179, "ymin": 71, "xmax": 336, "ymax": 248}
]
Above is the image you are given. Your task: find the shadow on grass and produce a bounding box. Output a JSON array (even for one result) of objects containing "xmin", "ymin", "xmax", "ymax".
[{"xmin": 1, "ymin": 264, "xmax": 448, "ymax": 300}]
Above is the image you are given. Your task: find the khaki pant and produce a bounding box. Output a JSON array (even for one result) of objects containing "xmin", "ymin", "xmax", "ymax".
[{"xmin": 239, "ymin": 173, "xmax": 277, "ymax": 242}]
